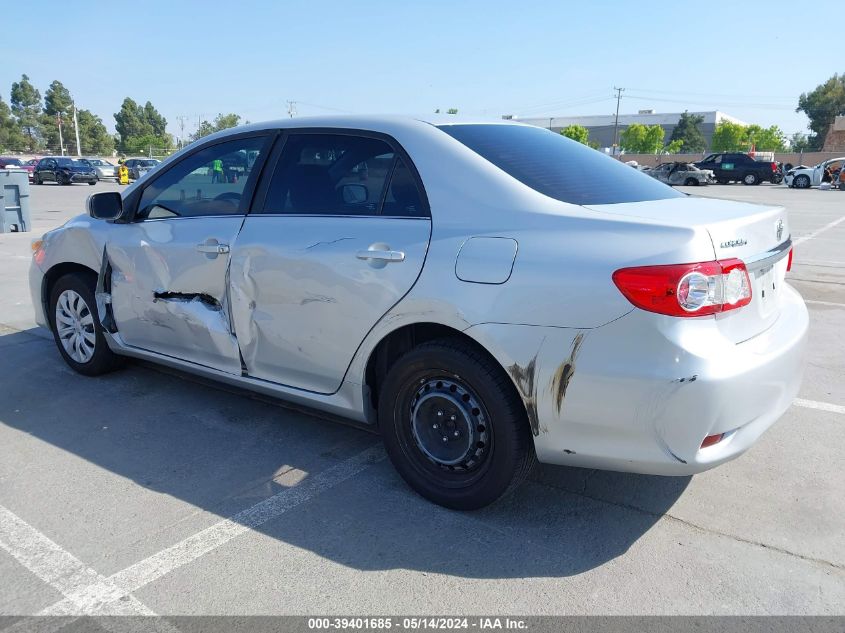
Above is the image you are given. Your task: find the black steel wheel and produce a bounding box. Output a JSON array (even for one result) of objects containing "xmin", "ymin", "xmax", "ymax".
[{"xmin": 378, "ymin": 338, "xmax": 535, "ymax": 510}]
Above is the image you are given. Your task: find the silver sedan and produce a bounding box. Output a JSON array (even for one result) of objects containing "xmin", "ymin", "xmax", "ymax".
[
  {"xmin": 80, "ymin": 157, "xmax": 117, "ymax": 181},
  {"xmin": 28, "ymin": 116, "xmax": 808, "ymax": 509}
]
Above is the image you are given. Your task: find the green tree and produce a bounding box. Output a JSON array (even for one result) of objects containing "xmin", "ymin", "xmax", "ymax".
[
  {"xmin": 115, "ymin": 98, "xmax": 170, "ymax": 152},
  {"xmin": 124, "ymin": 133, "xmax": 172, "ymax": 156},
  {"xmin": 663, "ymin": 139, "xmax": 684, "ymax": 154},
  {"xmin": 192, "ymin": 113, "xmax": 242, "ymax": 141},
  {"xmin": 446, "ymin": 108, "xmax": 458, "ymax": 115},
  {"xmin": 796, "ymin": 73, "xmax": 845, "ymax": 149},
  {"xmin": 41, "ymin": 81, "xmax": 74, "ymax": 154},
  {"xmin": 115, "ymin": 97, "xmax": 152, "ymax": 148},
  {"xmin": 10, "ymin": 74, "xmax": 42, "ymax": 151},
  {"xmin": 746, "ymin": 124, "xmax": 786, "ymax": 152},
  {"xmin": 76, "ymin": 110, "xmax": 114, "ymax": 155},
  {"xmin": 43, "ymin": 80, "xmax": 73, "ymax": 118},
  {"xmin": 711, "ymin": 121, "xmax": 748, "ymax": 152},
  {"xmin": 620, "ymin": 123, "xmax": 665, "ymax": 153},
  {"xmin": 0, "ymin": 96, "xmax": 28, "ymax": 151},
  {"xmin": 789, "ymin": 132, "xmax": 810, "ymax": 152},
  {"xmin": 668, "ymin": 111, "xmax": 706, "ymax": 153},
  {"xmin": 560, "ymin": 124, "xmax": 590, "ymax": 145},
  {"xmin": 143, "ymin": 101, "xmax": 167, "ymax": 137}
]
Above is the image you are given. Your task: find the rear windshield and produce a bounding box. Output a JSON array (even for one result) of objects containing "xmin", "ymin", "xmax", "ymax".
[{"xmin": 438, "ymin": 124, "xmax": 683, "ymax": 205}]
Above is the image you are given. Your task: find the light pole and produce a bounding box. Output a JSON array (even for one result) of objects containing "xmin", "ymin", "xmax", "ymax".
[
  {"xmin": 72, "ymin": 102, "xmax": 82, "ymax": 157},
  {"xmin": 612, "ymin": 86, "xmax": 624, "ymax": 157}
]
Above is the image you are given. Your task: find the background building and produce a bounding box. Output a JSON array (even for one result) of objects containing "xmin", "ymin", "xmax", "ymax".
[{"xmin": 509, "ymin": 110, "xmax": 747, "ymax": 150}]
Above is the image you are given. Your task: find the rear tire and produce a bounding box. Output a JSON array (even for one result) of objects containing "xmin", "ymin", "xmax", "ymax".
[
  {"xmin": 684, "ymin": 177, "xmax": 698, "ymax": 186},
  {"xmin": 48, "ymin": 272, "xmax": 122, "ymax": 376},
  {"xmin": 34, "ymin": 173, "xmax": 42, "ymax": 185},
  {"xmin": 378, "ymin": 338, "xmax": 535, "ymax": 510},
  {"xmin": 742, "ymin": 173, "xmax": 759, "ymax": 185}
]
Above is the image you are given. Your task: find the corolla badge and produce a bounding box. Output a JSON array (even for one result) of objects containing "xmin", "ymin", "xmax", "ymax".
[
  {"xmin": 776, "ymin": 219, "xmax": 784, "ymax": 241},
  {"xmin": 719, "ymin": 238, "xmax": 748, "ymax": 248}
]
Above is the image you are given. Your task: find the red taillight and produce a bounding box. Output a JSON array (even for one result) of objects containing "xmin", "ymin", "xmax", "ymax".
[
  {"xmin": 612, "ymin": 258, "xmax": 752, "ymax": 317},
  {"xmin": 770, "ymin": 162, "xmax": 778, "ymax": 171},
  {"xmin": 701, "ymin": 433, "xmax": 724, "ymax": 448},
  {"xmin": 787, "ymin": 248, "xmax": 793, "ymax": 272}
]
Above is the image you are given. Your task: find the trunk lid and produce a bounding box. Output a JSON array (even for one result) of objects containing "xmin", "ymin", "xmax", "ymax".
[{"xmin": 585, "ymin": 197, "xmax": 791, "ymax": 343}]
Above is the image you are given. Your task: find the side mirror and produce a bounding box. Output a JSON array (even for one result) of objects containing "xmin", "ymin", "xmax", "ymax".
[
  {"xmin": 87, "ymin": 191, "xmax": 124, "ymax": 221},
  {"xmin": 341, "ymin": 183, "xmax": 368, "ymax": 204}
]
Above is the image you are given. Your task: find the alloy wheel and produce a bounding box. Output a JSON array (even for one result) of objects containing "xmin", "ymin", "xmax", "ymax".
[{"xmin": 55, "ymin": 289, "xmax": 96, "ymax": 363}]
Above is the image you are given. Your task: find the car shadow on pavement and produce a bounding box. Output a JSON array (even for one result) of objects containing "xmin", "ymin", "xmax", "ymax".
[{"xmin": 0, "ymin": 328, "xmax": 690, "ymax": 579}]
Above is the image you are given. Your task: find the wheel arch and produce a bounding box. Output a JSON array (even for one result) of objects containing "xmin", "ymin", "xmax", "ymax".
[
  {"xmin": 363, "ymin": 321, "xmax": 528, "ymax": 430},
  {"xmin": 41, "ymin": 262, "xmax": 98, "ymax": 322}
]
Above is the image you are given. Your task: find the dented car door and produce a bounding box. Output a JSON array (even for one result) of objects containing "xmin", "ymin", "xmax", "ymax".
[
  {"xmin": 105, "ymin": 134, "xmax": 271, "ymax": 373},
  {"xmin": 229, "ymin": 131, "xmax": 431, "ymax": 394}
]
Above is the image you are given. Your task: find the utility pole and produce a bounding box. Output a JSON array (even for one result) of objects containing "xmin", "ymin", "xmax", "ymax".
[
  {"xmin": 286, "ymin": 100, "xmax": 297, "ymax": 118},
  {"xmin": 612, "ymin": 86, "xmax": 624, "ymax": 157},
  {"xmin": 72, "ymin": 102, "xmax": 82, "ymax": 157},
  {"xmin": 177, "ymin": 116, "xmax": 188, "ymax": 148}
]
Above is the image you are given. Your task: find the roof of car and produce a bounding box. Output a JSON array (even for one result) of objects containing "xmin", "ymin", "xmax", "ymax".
[{"xmin": 199, "ymin": 114, "xmax": 528, "ymax": 141}]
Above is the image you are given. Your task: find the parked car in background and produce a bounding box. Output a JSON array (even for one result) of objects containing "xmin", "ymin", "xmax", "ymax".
[
  {"xmin": 33, "ymin": 157, "xmax": 97, "ymax": 185},
  {"xmin": 124, "ymin": 158, "xmax": 161, "ymax": 180},
  {"xmin": 78, "ymin": 157, "xmax": 117, "ymax": 181},
  {"xmin": 30, "ymin": 116, "xmax": 807, "ymax": 509},
  {"xmin": 784, "ymin": 157, "xmax": 845, "ymax": 189},
  {"xmin": 0, "ymin": 156, "xmax": 35, "ymax": 181},
  {"xmin": 647, "ymin": 161, "xmax": 714, "ymax": 186},
  {"xmin": 694, "ymin": 152, "xmax": 780, "ymax": 185}
]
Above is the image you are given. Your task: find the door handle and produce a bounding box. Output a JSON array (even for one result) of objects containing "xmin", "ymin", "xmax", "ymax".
[
  {"xmin": 356, "ymin": 249, "xmax": 405, "ymax": 262},
  {"xmin": 196, "ymin": 242, "xmax": 230, "ymax": 254}
]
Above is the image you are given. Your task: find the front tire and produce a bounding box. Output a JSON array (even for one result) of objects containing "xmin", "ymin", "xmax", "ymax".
[
  {"xmin": 378, "ymin": 339, "xmax": 535, "ymax": 510},
  {"xmin": 684, "ymin": 177, "xmax": 698, "ymax": 186},
  {"xmin": 49, "ymin": 272, "xmax": 122, "ymax": 376},
  {"xmin": 795, "ymin": 174, "xmax": 811, "ymax": 189}
]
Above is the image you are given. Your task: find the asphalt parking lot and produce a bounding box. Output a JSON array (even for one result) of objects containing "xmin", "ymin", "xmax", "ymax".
[{"xmin": 0, "ymin": 180, "xmax": 843, "ymax": 618}]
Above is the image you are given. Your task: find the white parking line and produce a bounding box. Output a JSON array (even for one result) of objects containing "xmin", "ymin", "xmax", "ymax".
[
  {"xmin": 0, "ymin": 506, "xmax": 183, "ymax": 633},
  {"xmin": 793, "ymin": 398, "xmax": 845, "ymax": 415},
  {"xmin": 34, "ymin": 444, "xmax": 385, "ymax": 617},
  {"xmin": 794, "ymin": 215, "xmax": 845, "ymax": 245},
  {"xmin": 0, "ymin": 504, "xmax": 156, "ymax": 617}
]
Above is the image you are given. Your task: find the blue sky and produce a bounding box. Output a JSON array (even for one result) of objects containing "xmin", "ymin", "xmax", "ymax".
[{"xmin": 2, "ymin": 0, "xmax": 839, "ymax": 140}]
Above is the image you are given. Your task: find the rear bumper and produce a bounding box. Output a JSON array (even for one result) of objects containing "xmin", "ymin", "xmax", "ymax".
[{"xmin": 468, "ymin": 284, "xmax": 808, "ymax": 475}]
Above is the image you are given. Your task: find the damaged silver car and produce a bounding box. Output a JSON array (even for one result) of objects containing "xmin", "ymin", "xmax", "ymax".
[
  {"xmin": 647, "ymin": 161, "xmax": 715, "ymax": 186},
  {"xmin": 30, "ymin": 116, "xmax": 808, "ymax": 509}
]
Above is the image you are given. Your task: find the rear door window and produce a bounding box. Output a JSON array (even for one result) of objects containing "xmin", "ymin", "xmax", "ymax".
[
  {"xmin": 438, "ymin": 124, "xmax": 682, "ymax": 205},
  {"xmin": 262, "ymin": 133, "xmax": 398, "ymax": 215}
]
